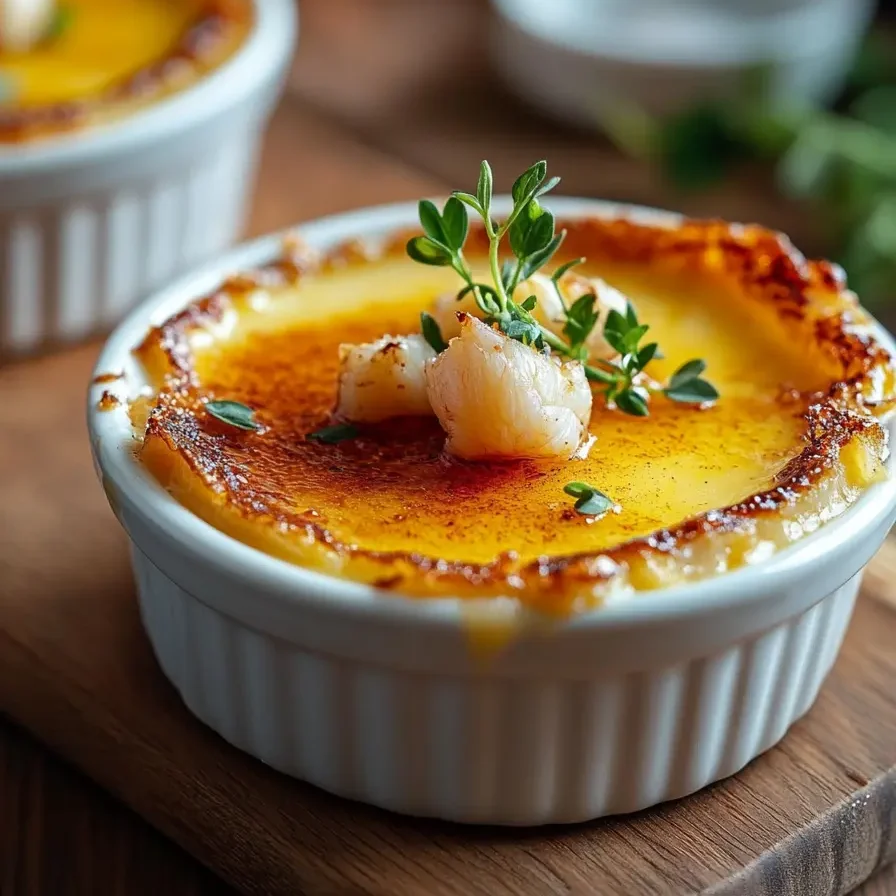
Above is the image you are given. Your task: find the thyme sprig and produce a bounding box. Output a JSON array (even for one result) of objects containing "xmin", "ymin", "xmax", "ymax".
[
  {"xmin": 406, "ymin": 159, "xmax": 719, "ymax": 415},
  {"xmin": 588, "ymin": 304, "xmax": 719, "ymax": 415},
  {"xmin": 407, "ymin": 160, "xmax": 563, "ymax": 354}
]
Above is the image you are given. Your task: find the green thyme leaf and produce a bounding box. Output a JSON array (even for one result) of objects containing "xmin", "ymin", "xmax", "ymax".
[
  {"xmin": 615, "ymin": 389, "xmax": 649, "ymax": 416},
  {"xmin": 668, "ymin": 358, "xmax": 707, "ymax": 389},
  {"xmin": 563, "ymin": 481, "xmax": 591, "ymax": 498},
  {"xmin": 428, "ymin": 316, "xmax": 453, "ymax": 349},
  {"xmin": 602, "ymin": 308, "xmax": 629, "ymax": 355},
  {"xmin": 622, "ymin": 324, "xmax": 650, "ymax": 354},
  {"xmin": 551, "ymin": 257, "xmax": 585, "ymax": 282},
  {"xmin": 205, "ymin": 400, "xmax": 260, "ymax": 431},
  {"xmin": 509, "ymin": 200, "xmax": 553, "ymax": 259},
  {"xmin": 664, "ymin": 379, "xmax": 720, "ymax": 404},
  {"xmin": 477, "ymin": 161, "xmax": 493, "ymax": 214},
  {"xmin": 526, "ymin": 207, "xmax": 555, "ymax": 254},
  {"xmin": 510, "ymin": 205, "xmax": 556, "ymax": 261},
  {"xmin": 520, "ymin": 295, "xmax": 538, "ymax": 312},
  {"xmin": 475, "ymin": 286, "xmax": 502, "ymax": 316},
  {"xmin": 441, "ymin": 196, "xmax": 468, "ymax": 249},
  {"xmin": 536, "ymin": 175, "xmax": 561, "ymax": 198},
  {"xmin": 308, "ymin": 423, "xmax": 359, "ymax": 444},
  {"xmin": 518, "ymin": 231, "xmax": 565, "ymax": 280},
  {"xmin": 504, "ymin": 318, "xmax": 542, "ymax": 345},
  {"xmin": 420, "ymin": 312, "xmax": 448, "ymax": 353},
  {"xmin": 508, "ymin": 209, "xmax": 532, "ymax": 260},
  {"xmin": 563, "ymin": 481, "xmax": 613, "ymax": 515},
  {"xmin": 512, "ymin": 160, "xmax": 547, "ymax": 203},
  {"xmin": 575, "ymin": 492, "xmax": 614, "ymax": 515},
  {"xmin": 636, "ymin": 342, "xmax": 660, "ymax": 368},
  {"xmin": 563, "ymin": 293, "xmax": 599, "ymax": 348},
  {"xmin": 418, "ymin": 200, "xmax": 448, "ymax": 247},
  {"xmin": 452, "ymin": 191, "xmax": 483, "ymax": 216},
  {"xmin": 602, "ymin": 306, "xmax": 649, "ymax": 357},
  {"xmin": 406, "ymin": 236, "xmax": 452, "ymax": 266}
]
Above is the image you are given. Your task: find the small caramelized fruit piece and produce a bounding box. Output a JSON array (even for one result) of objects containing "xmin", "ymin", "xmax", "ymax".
[
  {"xmin": 425, "ymin": 313, "xmax": 592, "ymax": 460},
  {"xmin": 840, "ymin": 435, "xmax": 888, "ymax": 488},
  {"xmin": 336, "ymin": 333, "xmax": 436, "ymax": 422}
]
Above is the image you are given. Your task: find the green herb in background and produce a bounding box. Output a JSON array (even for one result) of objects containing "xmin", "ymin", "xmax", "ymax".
[{"xmin": 603, "ymin": 36, "xmax": 896, "ymax": 310}]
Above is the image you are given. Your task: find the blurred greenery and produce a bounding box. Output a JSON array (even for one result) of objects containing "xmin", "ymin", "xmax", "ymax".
[{"xmin": 604, "ymin": 32, "xmax": 896, "ymax": 309}]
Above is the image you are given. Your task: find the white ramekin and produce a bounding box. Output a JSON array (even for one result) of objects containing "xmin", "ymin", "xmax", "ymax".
[
  {"xmin": 490, "ymin": 0, "xmax": 874, "ymax": 125},
  {"xmin": 0, "ymin": 0, "xmax": 296, "ymax": 357},
  {"xmin": 88, "ymin": 199, "xmax": 896, "ymax": 826}
]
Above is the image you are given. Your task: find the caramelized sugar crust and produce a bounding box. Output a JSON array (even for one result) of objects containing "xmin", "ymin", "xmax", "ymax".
[
  {"xmin": 0, "ymin": 0, "xmax": 252, "ymax": 142},
  {"xmin": 129, "ymin": 217, "xmax": 895, "ymax": 613}
]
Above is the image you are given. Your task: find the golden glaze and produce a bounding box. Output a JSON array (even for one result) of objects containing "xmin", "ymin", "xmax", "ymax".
[
  {"xmin": 129, "ymin": 217, "xmax": 896, "ymax": 613},
  {"xmin": 0, "ymin": 0, "xmax": 252, "ymax": 143}
]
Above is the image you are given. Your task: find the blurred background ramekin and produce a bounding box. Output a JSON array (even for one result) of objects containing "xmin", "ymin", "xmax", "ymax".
[
  {"xmin": 0, "ymin": 0, "xmax": 296, "ymax": 358},
  {"xmin": 491, "ymin": 0, "xmax": 876, "ymax": 125}
]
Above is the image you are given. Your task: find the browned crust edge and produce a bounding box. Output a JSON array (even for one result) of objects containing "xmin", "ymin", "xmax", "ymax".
[
  {"xmin": 134, "ymin": 215, "xmax": 896, "ymax": 602},
  {"xmin": 0, "ymin": 0, "xmax": 252, "ymax": 143}
]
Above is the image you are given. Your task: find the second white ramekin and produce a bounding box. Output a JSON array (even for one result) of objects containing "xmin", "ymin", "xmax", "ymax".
[
  {"xmin": 88, "ymin": 199, "xmax": 896, "ymax": 825},
  {"xmin": 0, "ymin": 0, "xmax": 296, "ymax": 356},
  {"xmin": 490, "ymin": 0, "xmax": 874, "ymax": 125}
]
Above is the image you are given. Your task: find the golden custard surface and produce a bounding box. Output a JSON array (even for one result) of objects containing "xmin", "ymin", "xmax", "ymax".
[
  {"xmin": 0, "ymin": 0, "xmax": 251, "ymax": 141},
  {"xmin": 193, "ymin": 266, "xmax": 809, "ymax": 559},
  {"xmin": 134, "ymin": 220, "xmax": 895, "ymax": 613}
]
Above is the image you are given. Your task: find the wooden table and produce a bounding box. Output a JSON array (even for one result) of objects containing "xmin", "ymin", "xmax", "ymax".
[{"xmin": 2, "ymin": 2, "xmax": 895, "ymax": 893}]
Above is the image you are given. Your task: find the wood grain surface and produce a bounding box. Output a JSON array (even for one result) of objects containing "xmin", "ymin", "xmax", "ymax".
[{"xmin": 2, "ymin": 1, "xmax": 896, "ymax": 893}]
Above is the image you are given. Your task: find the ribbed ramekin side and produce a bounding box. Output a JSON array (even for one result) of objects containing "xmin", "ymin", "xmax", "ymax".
[
  {"xmin": 132, "ymin": 546, "xmax": 860, "ymax": 825},
  {"xmin": 0, "ymin": 133, "xmax": 258, "ymax": 355}
]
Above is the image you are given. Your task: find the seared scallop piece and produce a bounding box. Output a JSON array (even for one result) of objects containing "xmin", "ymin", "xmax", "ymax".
[
  {"xmin": 513, "ymin": 272, "xmax": 629, "ymax": 361},
  {"xmin": 431, "ymin": 272, "xmax": 629, "ymax": 360},
  {"xmin": 425, "ymin": 314, "xmax": 592, "ymax": 460},
  {"xmin": 336, "ymin": 334, "xmax": 436, "ymax": 422},
  {"xmin": 430, "ymin": 289, "xmax": 481, "ymax": 340},
  {"xmin": 0, "ymin": 0, "xmax": 55, "ymax": 51}
]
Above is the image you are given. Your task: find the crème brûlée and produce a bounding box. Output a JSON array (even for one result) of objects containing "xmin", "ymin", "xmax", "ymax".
[
  {"xmin": 0, "ymin": 0, "xmax": 252, "ymax": 142},
  {"xmin": 127, "ymin": 217, "xmax": 896, "ymax": 615}
]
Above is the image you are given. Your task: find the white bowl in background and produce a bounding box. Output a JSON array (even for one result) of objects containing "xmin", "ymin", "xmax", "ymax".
[
  {"xmin": 490, "ymin": 0, "xmax": 875, "ymax": 129},
  {"xmin": 88, "ymin": 198, "xmax": 896, "ymax": 825},
  {"xmin": 0, "ymin": 0, "xmax": 296, "ymax": 357}
]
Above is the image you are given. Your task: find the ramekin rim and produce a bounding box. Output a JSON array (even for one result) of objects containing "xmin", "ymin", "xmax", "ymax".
[
  {"xmin": 490, "ymin": 0, "xmax": 873, "ymax": 68},
  {"xmin": 87, "ymin": 196, "xmax": 896, "ymax": 630}
]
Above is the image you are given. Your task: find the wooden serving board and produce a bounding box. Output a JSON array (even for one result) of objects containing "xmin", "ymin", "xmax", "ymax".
[
  {"xmin": 3, "ymin": 94, "xmax": 896, "ymax": 894},
  {"xmin": 2, "ymin": 342, "xmax": 896, "ymax": 896}
]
